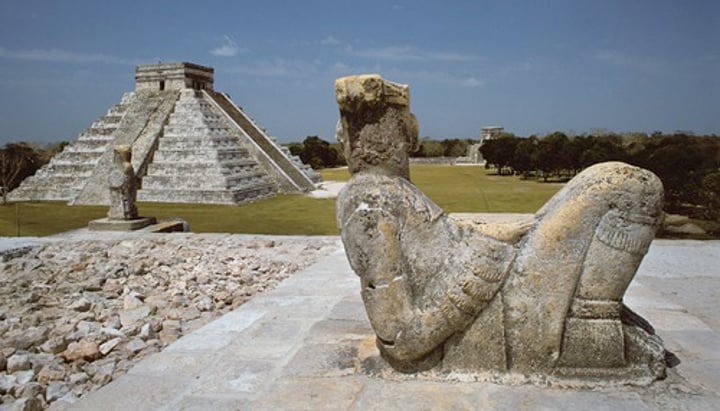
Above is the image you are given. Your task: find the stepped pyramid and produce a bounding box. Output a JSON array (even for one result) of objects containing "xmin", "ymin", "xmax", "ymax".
[{"xmin": 9, "ymin": 62, "xmax": 320, "ymax": 205}]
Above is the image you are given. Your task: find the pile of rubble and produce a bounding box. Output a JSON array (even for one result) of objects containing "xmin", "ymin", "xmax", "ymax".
[{"xmin": 0, "ymin": 234, "xmax": 339, "ymax": 410}]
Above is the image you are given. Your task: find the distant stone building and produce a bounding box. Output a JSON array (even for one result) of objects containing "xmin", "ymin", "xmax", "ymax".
[
  {"xmin": 472, "ymin": 126, "xmax": 505, "ymax": 163},
  {"xmin": 480, "ymin": 126, "xmax": 504, "ymax": 144},
  {"xmin": 9, "ymin": 62, "xmax": 319, "ymax": 205}
]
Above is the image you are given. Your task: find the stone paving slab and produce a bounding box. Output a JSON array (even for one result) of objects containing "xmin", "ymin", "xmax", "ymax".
[{"xmin": 72, "ymin": 240, "xmax": 720, "ymax": 410}]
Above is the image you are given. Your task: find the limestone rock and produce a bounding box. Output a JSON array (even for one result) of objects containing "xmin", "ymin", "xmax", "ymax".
[
  {"xmin": 86, "ymin": 362, "xmax": 114, "ymax": 385},
  {"xmin": 39, "ymin": 338, "xmax": 68, "ymax": 355},
  {"xmin": 76, "ymin": 321, "xmax": 101, "ymax": 336},
  {"xmin": 5, "ymin": 328, "xmax": 48, "ymax": 351},
  {"xmin": 14, "ymin": 371, "xmax": 35, "ymax": 386},
  {"xmin": 45, "ymin": 382, "xmax": 69, "ymax": 402},
  {"xmin": 37, "ymin": 364, "xmax": 66, "ymax": 383},
  {"xmin": 124, "ymin": 339, "xmax": 146, "ymax": 354},
  {"xmin": 19, "ymin": 382, "xmax": 45, "ymax": 399},
  {"xmin": 7, "ymin": 397, "xmax": 43, "ymax": 411},
  {"xmin": 138, "ymin": 324, "xmax": 156, "ymax": 340},
  {"xmin": 68, "ymin": 298, "xmax": 92, "ymax": 312},
  {"xmin": 99, "ymin": 338, "xmax": 122, "ymax": 356},
  {"xmin": 29, "ymin": 354, "xmax": 55, "ymax": 373},
  {"xmin": 99, "ymin": 327, "xmax": 125, "ymax": 340},
  {"xmin": 0, "ymin": 234, "xmax": 338, "ymax": 407},
  {"xmin": 7, "ymin": 354, "xmax": 31, "ymax": 373},
  {"xmin": 47, "ymin": 392, "xmax": 77, "ymax": 410},
  {"xmin": 119, "ymin": 305, "xmax": 152, "ymax": 328},
  {"xmin": 60, "ymin": 340, "xmax": 101, "ymax": 362},
  {"xmin": 68, "ymin": 372, "xmax": 89, "ymax": 386},
  {"xmin": 0, "ymin": 374, "xmax": 18, "ymax": 395},
  {"xmin": 122, "ymin": 294, "xmax": 145, "ymax": 310}
]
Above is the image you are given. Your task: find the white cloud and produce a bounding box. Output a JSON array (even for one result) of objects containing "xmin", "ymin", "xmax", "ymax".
[
  {"xmin": 0, "ymin": 47, "xmax": 134, "ymax": 64},
  {"xmin": 345, "ymin": 45, "xmax": 478, "ymax": 62},
  {"xmin": 210, "ymin": 35, "xmax": 247, "ymax": 57},
  {"xmin": 460, "ymin": 77, "xmax": 484, "ymax": 88},
  {"xmin": 320, "ymin": 36, "xmax": 341, "ymax": 46}
]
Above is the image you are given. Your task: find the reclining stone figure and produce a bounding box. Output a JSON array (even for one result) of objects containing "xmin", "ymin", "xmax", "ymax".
[{"xmin": 335, "ymin": 74, "xmax": 667, "ymax": 383}]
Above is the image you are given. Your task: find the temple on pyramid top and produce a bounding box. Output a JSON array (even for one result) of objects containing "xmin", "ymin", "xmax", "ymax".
[
  {"xmin": 9, "ymin": 62, "xmax": 320, "ymax": 205},
  {"xmin": 135, "ymin": 62, "xmax": 214, "ymax": 92}
]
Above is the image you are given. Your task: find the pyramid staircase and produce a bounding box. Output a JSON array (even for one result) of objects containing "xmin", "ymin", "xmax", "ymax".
[
  {"xmin": 71, "ymin": 90, "xmax": 180, "ymax": 205},
  {"xmin": 8, "ymin": 93, "xmax": 136, "ymax": 201},
  {"xmin": 205, "ymin": 91, "xmax": 319, "ymax": 191},
  {"xmin": 137, "ymin": 89, "xmax": 278, "ymax": 204}
]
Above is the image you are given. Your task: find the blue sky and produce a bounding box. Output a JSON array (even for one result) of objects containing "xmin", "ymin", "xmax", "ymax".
[{"xmin": 0, "ymin": 0, "xmax": 717, "ymax": 145}]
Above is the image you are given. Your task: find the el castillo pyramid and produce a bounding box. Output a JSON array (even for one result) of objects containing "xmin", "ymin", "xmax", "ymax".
[{"xmin": 9, "ymin": 62, "xmax": 320, "ymax": 205}]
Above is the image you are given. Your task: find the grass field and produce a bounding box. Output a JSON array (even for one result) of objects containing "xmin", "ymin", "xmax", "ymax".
[
  {"xmin": 322, "ymin": 165, "xmax": 563, "ymax": 213},
  {"xmin": 1, "ymin": 165, "xmax": 562, "ymax": 237}
]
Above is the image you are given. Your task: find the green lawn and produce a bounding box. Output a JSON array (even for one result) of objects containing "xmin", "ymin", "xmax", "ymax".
[
  {"xmin": 323, "ymin": 165, "xmax": 562, "ymax": 213},
  {"xmin": 1, "ymin": 165, "xmax": 562, "ymax": 237}
]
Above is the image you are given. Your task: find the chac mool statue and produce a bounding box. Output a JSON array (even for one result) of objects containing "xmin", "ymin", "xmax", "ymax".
[{"xmin": 334, "ymin": 74, "xmax": 668, "ymax": 384}]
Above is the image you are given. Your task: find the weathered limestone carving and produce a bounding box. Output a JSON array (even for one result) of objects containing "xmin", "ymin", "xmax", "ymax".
[
  {"xmin": 87, "ymin": 145, "xmax": 158, "ymax": 231},
  {"xmin": 107, "ymin": 145, "xmax": 139, "ymax": 220},
  {"xmin": 335, "ymin": 74, "xmax": 667, "ymax": 384}
]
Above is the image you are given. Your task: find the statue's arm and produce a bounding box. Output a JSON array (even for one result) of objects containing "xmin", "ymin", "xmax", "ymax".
[{"xmin": 340, "ymin": 203, "xmax": 483, "ymax": 363}]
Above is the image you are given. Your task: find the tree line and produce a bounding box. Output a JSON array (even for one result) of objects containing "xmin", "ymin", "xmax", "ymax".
[
  {"xmin": 286, "ymin": 136, "xmax": 476, "ymax": 170},
  {"xmin": 4, "ymin": 133, "xmax": 718, "ymax": 221},
  {"xmin": 0, "ymin": 141, "xmax": 68, "ymax": 204},
  {"xmin": 480, "ymin": 132, "xmax": 720, "ymax": 220}
]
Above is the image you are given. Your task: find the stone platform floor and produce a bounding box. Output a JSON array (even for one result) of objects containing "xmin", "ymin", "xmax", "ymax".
[{"xmin": 66, "ymin": 239, "xmax": 719, "ymax": 410}]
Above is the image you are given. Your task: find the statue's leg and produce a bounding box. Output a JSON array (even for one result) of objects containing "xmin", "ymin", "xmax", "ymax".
[
  {"xmin": 502, "ymin": 162, "xmax": 663, "ymax": 372},
  {"xmin": 558, "ymin": 208, "xmax": 660, "ymax": 368}
]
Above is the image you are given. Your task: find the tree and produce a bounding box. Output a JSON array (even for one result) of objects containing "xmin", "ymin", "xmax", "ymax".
[
  {"xmin": 701, "ymin": 171, "xmax": 720, "ymax": 220},
  {"xmin": 0, "ymin": 143, "xmax": 41, "ymax": 204},
  {"xmin": 633, "ymin": 134, "xmax": 719, "ymax": 212},
  {"xmin": 536, "ymin": 132, "xmax": 570, "ymax": 181},
  {"xmin": 577, "ymin": 135, "xmax": 626, "ymax": 170},
  {"xmin": 295, "ymin": 136, "xmax": 345, "ymax": 169},
  {"xmin": 414, "ymin": 138, "xmax": 444, "ymax": 157},
  {"xmin": 287, "ymin": 142, "xmax": 303, "ymax": 157},
  {"xmin": 441, "ymin": 138, "xmax": 470, "ymax": 157},
  {"xmin": 480, "ymin": 135, "xmax": 519, "ymax": 175},
  {"xmin": 511, "ymin": 136, "xmax": 538, "ymax": 177},
  {"xmin": 329, "ymin": 142, "xmax": 346, "ymax": 166},
  {"xmin": 40, "ymin": 141, "xmax": 69, "ymax": 163},
  {"xmin": 566, "ymin": 136, "xmax": 593, "ymax": 174}
]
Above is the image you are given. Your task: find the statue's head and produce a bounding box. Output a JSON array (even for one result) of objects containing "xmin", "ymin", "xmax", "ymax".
[{"xmin": 335, "ymin": 74, "xmax": 418, "ymax": 180}]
